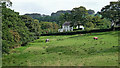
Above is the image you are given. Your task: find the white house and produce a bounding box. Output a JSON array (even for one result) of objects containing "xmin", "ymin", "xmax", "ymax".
[
  {"xmin": 58, "ymin": 21, "xmax": 73, "ymax": 32},
  {"xmin": 76, "ymin": 25, "xmax": 84, "ymax": 30}
]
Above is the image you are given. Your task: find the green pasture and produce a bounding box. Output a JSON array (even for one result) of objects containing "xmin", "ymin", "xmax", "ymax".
[{"xmin": 2, "ymin": 31, "xmax": 119, "ymax": 66}]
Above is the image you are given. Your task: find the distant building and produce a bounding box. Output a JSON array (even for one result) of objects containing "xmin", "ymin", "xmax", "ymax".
[
  {"xmin": 76, "ymin": 25, "xmax": 84, "ymax": 30},
  {"xmin": 58, "ymin": 21, "xmax": 73, "ymax": 32}
]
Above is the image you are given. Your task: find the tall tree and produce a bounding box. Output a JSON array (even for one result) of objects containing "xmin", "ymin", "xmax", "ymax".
[
  {"xmin": 0, "ymin": 0, "xmax": 12, "ymax": 7},
  {"xmin": 100, "ymin": 1, "xmax": 120, "ymax": 30},
  {"xmin": 2, "ymin": 2, "xmax": 36, "ymax": 53},
  {"xmin": 88, "ymin": 9, "xmax": 95, "ymax": 15},
  {"xmin": 70, "ymin": 6, "xmax": 88, "ymax": 27}
]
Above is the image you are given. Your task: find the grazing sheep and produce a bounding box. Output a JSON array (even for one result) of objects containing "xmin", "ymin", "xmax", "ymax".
[
  {"xmin": 45, "ymin": 39, "xmax": 49, "ymax": 42},
  {"xmin": 93, "ymin": 37, "xmax": 98, "ymax": 40}
]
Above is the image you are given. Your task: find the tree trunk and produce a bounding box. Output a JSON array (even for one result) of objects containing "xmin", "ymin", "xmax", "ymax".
[
  {"xmin": 111, "ymin": 25, "xmax": 115, "ymax": 31},
  {"xmin": 111, "ymin": 21, "xmax": 116, "ymax": 31}
]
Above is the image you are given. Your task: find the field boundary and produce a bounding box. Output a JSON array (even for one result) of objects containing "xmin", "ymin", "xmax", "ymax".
[{"xmin": 41, "ymin": 27, "xmax": 120, "ymax": 36}]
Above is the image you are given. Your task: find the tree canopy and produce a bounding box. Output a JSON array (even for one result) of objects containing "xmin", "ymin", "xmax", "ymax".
[
  {"xmin": 2, "ymin": 2, "xmax": 58, "ymax": 54},
  {"xmin": 100, "ymin": 1, "xmax": 120, "ymax": 26}
]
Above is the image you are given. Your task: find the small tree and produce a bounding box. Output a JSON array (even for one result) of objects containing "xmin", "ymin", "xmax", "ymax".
[
  {"xmin": 71, "ymin": 6, "xmax": 88, "ymax": 26},
  {"xmin": 84, "ymin": 22, "xmax": 94, "ymax": 31},
  {"xmin": 97, "ymin": 18, "xmax": 111, "ymax": 29}
]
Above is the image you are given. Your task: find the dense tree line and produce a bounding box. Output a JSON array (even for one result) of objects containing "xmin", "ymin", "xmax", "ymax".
[
  {"xmin": 25, "ymin": 10, "xmax": 71, "ymax": 24},
  {"xmin": 25, "ymin": 9, "xmax": 95, "ymax": 26},
  {"xmin": 60, "ymin": 6, "xmax": 111, "ymax": 31},
  {"xmin": 2, "ymin": 2, "xmax": 58, "ymax": 54},
  {"xmin": 2, "ymin": 3, "xmax": 32, "ymax": 53}
]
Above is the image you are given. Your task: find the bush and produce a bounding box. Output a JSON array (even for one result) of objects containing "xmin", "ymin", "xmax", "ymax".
[
  {"xmin": 2, "ymin": 40, "xmax": 10, "ymax": 54},
  {"xmin": 84, "ymin": 22, "xmax": 94, "ymax": 31},
  {"xmin": 2, "ymin": 3, "xmax": 36, "ymax": 54},
  {"xmin": 97, "ymin": 18, "xmax": 111, "ymax": 29}
]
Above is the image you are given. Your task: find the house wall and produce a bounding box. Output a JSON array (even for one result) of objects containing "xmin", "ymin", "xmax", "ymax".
[{"xmin": 58, "ymin": 25, "xmax": 73, "ymax": 32}]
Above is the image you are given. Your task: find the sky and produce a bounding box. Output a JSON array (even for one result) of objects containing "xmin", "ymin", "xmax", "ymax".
[{"xmin": 10, "ymin": 0, "xmax": 118, "ymax": 15}]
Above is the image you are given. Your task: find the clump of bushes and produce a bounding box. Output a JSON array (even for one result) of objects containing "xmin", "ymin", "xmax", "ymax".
[
  {"xmin": 2, "ymin": 2, "xmax": 59, "ymax": 54},
  {"xmin": 84, "ymin": 22, "xmax": 94, "ymax": 31}
]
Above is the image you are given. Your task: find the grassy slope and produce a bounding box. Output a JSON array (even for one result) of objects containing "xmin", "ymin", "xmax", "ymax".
[{"xmin": 2, "ymin": 31, "xmax": 119, "ymax": 66}]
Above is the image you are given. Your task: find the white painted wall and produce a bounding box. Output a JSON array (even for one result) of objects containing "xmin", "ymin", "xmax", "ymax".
[
  {"xmin": 76, "ymin": 25, "xmax": 84, "ymax": 30},
  {"xmin": 58, "ymin": 25, "xmax": 73, "ymax": 32}
]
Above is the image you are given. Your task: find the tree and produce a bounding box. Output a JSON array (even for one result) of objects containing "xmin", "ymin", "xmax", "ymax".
[
  {"xmin": 68, "ymin": 6, "xmax": 88, "ymax": 27},
  {"xmin": 88, "ymin": 9, "xmax": 95, "ymax": 15},
  {"xmin": 0, "ymin": 0, "xmax": 12, "ymax": 7},
  {"xmin": 40, "ymin": 22, "xmax": 58, "ymax": 34},
  {"xmin": 92, "ymin": 15, "xmax": 102, "ymax": 28},
  {"xmin": 98, "ymin": 18, "xmax": 111, "ymax": 29},
  {"xmin": 58, "ymin": 13, "xmax": 72, "ymax": 27},
  {"xmin": 100, "ymin": 1, "xmax": 120, "ymax": 30},
  {"xmin": 84, "ymin": 22, "xmax": 94, "ymax": 31},
  {"xmin": 52, "ymin": 22, "xmax": 59, "ymax": 32},
  {"xmin": 58, "ymin": 13, "xmax": 65, "ymax": 27},
  {"xmin": 21, "ymin": 15, "xmax": 42, "ymax": 36},
  {"xmin": 2, "ymin": 2, "xmax": 35, "ymax": 53}
]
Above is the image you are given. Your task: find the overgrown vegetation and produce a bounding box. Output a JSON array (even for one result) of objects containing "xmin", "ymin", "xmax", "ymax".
[{"xmin": 2, "ymin": 2, "xmax": 58, "ymax": 54}]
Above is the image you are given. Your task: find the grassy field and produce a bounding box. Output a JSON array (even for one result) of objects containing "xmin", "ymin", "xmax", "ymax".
[{"xmin": 2, "ymin": 31, "xmax": 119, "ymax": 66}]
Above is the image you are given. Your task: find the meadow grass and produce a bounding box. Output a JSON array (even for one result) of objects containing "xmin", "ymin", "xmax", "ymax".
[{"xmin": 2, "ymin": 31, "xmax": 119, "ymax": 66}]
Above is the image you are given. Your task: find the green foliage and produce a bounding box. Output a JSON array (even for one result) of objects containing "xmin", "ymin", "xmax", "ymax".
[
  {"xmin": 59, "ymin": 6, "xmax": 112, "ymax": 30},
  {"xmin": 25, "ymin": 10, "xmax": 71, "ymax": 25},
  {"xmin": 1, "ymin": 0, "xmax": 12, "ymax": 7},
  {"xmin": 87, "ymin": 9, "xmax": 95, "ymax": 15},
  {"xmin": 2, "ymin": 40, "xmax": 10, "ymax": 54},
  {"xmin": 2, "ymin": 1, "xmax": 116, "ymax": 54},
  {"xmin": 70, "ymin": 6, "xmax": 88, "ymax": 26},
  {"xmin": 2, "ymin": 31, "xmax": 119, "ymax": 66},
  {"xmin": 84, "ymin": 22, "xmax": 94, "ymax": 31},
  {"xmin": 2, "ymin": 3, "xmax": 59, "ymax": 54},
  {"xmin": 97, "ymin": 18, "xmax": 111, "ymax": 29},
  {"xmin": 100, "ymin": 1, "xmax": 120, "ymax": 28},
  {"xmin": 92, "ymin": 15, "xmax": 101, "ymax": 27},
  {"xmin": 2, "ymin": 3, "xmax": 37, "ymax": 54},
  {"xmin": 84, "ymin": 14, "xmax": 111, "ymax": 29},
  {"xmin": 40, "ymin": 22, "xmax": 58, "ymax": 34}
]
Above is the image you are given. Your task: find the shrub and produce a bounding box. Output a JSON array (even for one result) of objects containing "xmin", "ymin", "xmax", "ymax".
[
  {"xmin": 84, "ymin": 22, "xmax": 94, "ymax": 31},
  {"xmin": 2, "ymin": 40, "xmax": 10, "ymax": 54}
]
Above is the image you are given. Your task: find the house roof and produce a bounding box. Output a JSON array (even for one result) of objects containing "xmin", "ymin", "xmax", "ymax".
[{"xmin": 63, "ymin": 21, "xmax": 70, "ymax": 26}]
